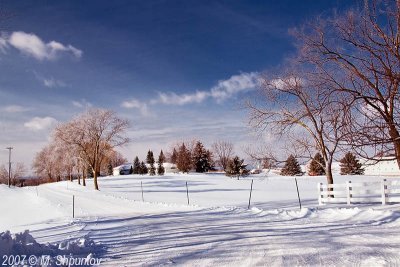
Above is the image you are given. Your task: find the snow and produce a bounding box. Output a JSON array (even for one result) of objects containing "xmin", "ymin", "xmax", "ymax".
[{"xmin": 1, "ymin": 173, "xmax": 400, "ymax": 266}]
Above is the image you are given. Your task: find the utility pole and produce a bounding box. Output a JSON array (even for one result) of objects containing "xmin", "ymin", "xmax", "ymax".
[{"xmin": 6, "ymin": 147, "xmax": 12, "ymax": 188}]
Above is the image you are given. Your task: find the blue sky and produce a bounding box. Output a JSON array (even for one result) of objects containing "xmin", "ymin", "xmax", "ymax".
[{"xmin": 0, "ymin": 0, "xmax": 355, "ymax": 168}]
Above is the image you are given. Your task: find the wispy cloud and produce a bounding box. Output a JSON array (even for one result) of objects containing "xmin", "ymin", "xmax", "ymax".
[
  {"xmin": 121, "ymin": 98, "xmax": 150, "ymax": 116},
  {"xmin": 43, "ymin": 77, "xmax": 66, "ymax": 88},
  {"xmin": 151, "ymin": 72, "xmax": 259, "ymax": 106},
  {"xmin": 72, "ymin": 99, "xmax": 93, "ymax": 108},
  {"xmin": 2, "ymin": 31, "xmax": 82, "ymax": 61},
  {"xmin": 3, "ymin": 105, "xmax": 30, "ymax": 113},
  {"xmin": 155, "ymin": 91, "xmax": 209, "ymax": 106},
  {"xmin": 24, "ymin": 117, "xmax": 57, "ymax": 131}
]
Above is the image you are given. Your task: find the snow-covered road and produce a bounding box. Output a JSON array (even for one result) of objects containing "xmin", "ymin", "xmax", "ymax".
[{"xmin": 1, "ymin": 174, "xmax": 400, "ymax": 266}]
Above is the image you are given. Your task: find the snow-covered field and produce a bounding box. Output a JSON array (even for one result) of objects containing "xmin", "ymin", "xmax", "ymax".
[{"xmin": 1, "ymin": 173, "xmax": 400, "ymax": 266}]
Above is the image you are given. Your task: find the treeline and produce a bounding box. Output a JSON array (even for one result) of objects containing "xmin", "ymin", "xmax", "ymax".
[{"xmin": 131, "ymin": 140, "xmax": 247, "ymax": 178}]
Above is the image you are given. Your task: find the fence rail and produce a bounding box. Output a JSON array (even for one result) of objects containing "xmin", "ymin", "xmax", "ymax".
[{"xmin": 318, "ymin": 179, "xmax": 400, "ymax": 205}]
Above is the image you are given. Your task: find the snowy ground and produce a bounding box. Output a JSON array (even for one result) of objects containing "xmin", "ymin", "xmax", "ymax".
[{"xmin": 1, "ymin": 173, "xmax": 400, "ymax": 266}]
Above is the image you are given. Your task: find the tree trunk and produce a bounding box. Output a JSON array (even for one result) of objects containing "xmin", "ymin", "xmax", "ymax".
[
  {"xmin": 78, "ymin": 173, "xmax": 81, "ymax": 185},
  {"xmin": 93, "ymin": 170, "xmax": 99, "ymax": 190},
  {"xmin": 388, "ymin": 126, "xmax": 400, "ymax": 168},
  {"xmin": 82, "ymin": 169, "xmax": 86, "ymax": 186},
  {"xmin": 326, "ymin": 158, "xmax": 334, "ymax": 197}
]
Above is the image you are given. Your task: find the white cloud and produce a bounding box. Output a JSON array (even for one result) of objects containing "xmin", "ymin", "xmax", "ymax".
[
  {"xmin": 156, "ymin": 91, "xmax": 209, "ymax": 106},
  {"xmin": 3, "ymin": 105, "xmax": 30, "ymax": 113},
  {"xmin": 43, "ymin": 77, "xmax": 66, "ymax": 88},
  {"xmin": 72, "ymin": 99, "xmax": 93, "ymax": 108},
  {"xmin": 121, "ymin": 98, "xmax": 150, "ymax": 116},
  {"xmin": 151, "ymin": 72, "xmax": 259, "ymax": 106},
  {"xmin": 6, "ymin": 31, "xmax": 82, "ymax": 61},
  {"xmin": 24, "ymin": 117, "xmax": 57, "ymax": 131},
  {"xmin": 210, "ymin": 72, "xmax": 259, "ymax": 102}
]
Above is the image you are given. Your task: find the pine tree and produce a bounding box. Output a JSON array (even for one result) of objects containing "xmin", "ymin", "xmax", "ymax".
[
  {"xmin": 225, "ymin": 156, "xmax": 249, "ymax": 179},
  {"xmin": 176, "ymin": 143, "xmax": 192, "ymax": 173},
  {"xmin": 280, "ymin": 155, "xmax": 302, "ymax": 176},
  {"xmin": 146, "ymin": 150, "xmax": 156, "ymax": 175},
  {"xmin": 192, "ymin": 141, "xmax": 212, "ymax": 173},
  {"xmin": 170, "ymin": 148, "xmax": 178, "ymax": 164},
  {"xmin": 157, "ymin": 150, "xmax": 166, "ymax": 175},
  {"xmin": 140, "ymin": 161, "xmax": 148, "ymax": 175},
  {"xmin": 340, "ymin": 152, "xmax": 364, "ymax": 175},
  {"xmin": 133, "ymin": 156, "xmax": 140, "ymax": 174},
  {"xmin": 308, "ymin": 152, "xmax": 326, "ymax": 176}
]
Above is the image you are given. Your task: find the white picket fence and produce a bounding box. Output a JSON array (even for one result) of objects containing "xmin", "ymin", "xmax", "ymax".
[{"xmin": 318, "ymin": 179, "xmax": 400, "ymax": 205}]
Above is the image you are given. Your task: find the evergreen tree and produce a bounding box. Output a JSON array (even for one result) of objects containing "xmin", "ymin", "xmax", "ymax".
[
  {"xmin": 176, "ymin": 143, "xmax": 192, "ymax": 173},
  {"xmin": 133, "ymin": 156, "xmax": 140, "ymax": 174},
  {"xmin": 280, "ymin": 155, "xmax": 302, "ymax": 176},
  {"xmin": 140, "ymin": 161, "xmax": 148, "ymax": 175},
  {"xmin": 146, "ymin": 150, "xmax": 156, "ymax": 175},
  {"xmin": 192, "ymin": 141, "xmax": 212, "ymax": 173},
  {"xmin": 308, "ymin": 152, "xmax": 326, "ymax": 176},
  {"xmin": 157, "ymin": 150, "xmax": 166, "ymax": 175},
  {"xmin": 107, "ymin": 161, "xmax": 113, "ymax": 176},
  {"xmin": 170, "ymin": 148, "xmax": 178, "ymax": 164},
  {"xmin": 129, "ymin": 165, "xmax": 133, "ymax": 174},
  {"xmin": 225, "ymin": 156, "xmax": 249, "ymax": 179},
  {"xmin": 340, "ymin": 152, "xmax": 364, "ymax": 175}
]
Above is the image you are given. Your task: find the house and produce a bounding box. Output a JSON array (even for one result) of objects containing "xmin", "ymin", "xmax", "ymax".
[
  {"xmin": 363, "ymin": 157, "xmax": 400, "ymax": 176},
  {"xmin": 113, "ymin": 164, "xmax": 133, "ymax": 176}
]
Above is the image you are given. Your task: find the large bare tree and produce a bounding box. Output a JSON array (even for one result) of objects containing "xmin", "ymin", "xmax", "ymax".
[
  {"xmin": 55, "ymin": 109, "xmax": 130, "ymax": 190},
  {"xmin": 247, "ymin": 68, "xmax": 348, "ymax": 185},
  {"xmin": 211, "ymin": 140, "xmax": 234, "ymax": 171},
  {"xmin": 294, "ymin": 0, "xmax": 400, "ymax": 166}
]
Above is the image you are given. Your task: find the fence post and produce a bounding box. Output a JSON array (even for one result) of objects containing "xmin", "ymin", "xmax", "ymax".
[
  {"xmin": 186, "ymin": 181, "xmax": 190, "ymax": 205},
  {"xmin": 72, "ymin": 195, "xmax": 75, "ymax": 218},
  {"xmin": 141, "ymin": 181, "xmax": 144, "ymax": 202},
  {"xmin": 248, "ymin": 179, "xmax": 254, "ymax": 209},
  {"xmin": 381, "ymin": 179, "xmax": 387, "ymax": 205},
  {"xmin": 295, "ymin": 178, "xmax": 302, "ymax": 210},
  {"xmin": 346, "ymin": 181, "xmax": 352, "ymax": 205},
  {"xmin": 318, "ymin": 183, "xmax": 323, "ymax": 205}
]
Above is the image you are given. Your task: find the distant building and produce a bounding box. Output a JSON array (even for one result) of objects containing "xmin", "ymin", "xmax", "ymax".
[
  {"xmin": 363, "ymin": 157, "xmax": 400, "ymax": 176},
  {"xmin": 113, "ymin": 164, "xmax": 133, "ymax": 176}
]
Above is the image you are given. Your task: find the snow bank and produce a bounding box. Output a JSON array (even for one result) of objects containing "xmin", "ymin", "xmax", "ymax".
[{"xmin": 0, "ymin": 230, "xmax": 103, "ymax": 263}]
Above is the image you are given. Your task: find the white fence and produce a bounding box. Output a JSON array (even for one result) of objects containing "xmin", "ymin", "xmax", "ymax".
[{"xmin": 318, "ymin": 179, "xmax": 400, "ymax": 205}]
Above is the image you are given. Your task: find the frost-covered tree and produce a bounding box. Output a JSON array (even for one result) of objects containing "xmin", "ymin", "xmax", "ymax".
[
  {"xmin": 340, "ymin": 152, "xmax": 364, "ymax": 175},
  {"xmin": 157, "ymin": 150, "xmax": 166, "ymax": 175},
  {"xmin": 212, "ymin": 140, "xmax": 234, "ymax": 171},
  {"xmin": 133, "ymin": 156, "xmax": 140, "ymax": 174},
  {"xmin": 308, "ymin": 153, "xmax": 326, "ymax": 176},
  {"xmin": 107, "ymin": 162, "xmax": 113, "ymax": 176},
  {"xmin": 281, "ymin": 155, "xmax": 302, "ymax": 176},
  {"xmin": 146, "ymin": 150, "xmax": 156, "ymax": 176}
]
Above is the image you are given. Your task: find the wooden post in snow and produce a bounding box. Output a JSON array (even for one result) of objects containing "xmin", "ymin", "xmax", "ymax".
[
  {"xmin": 346, "ymin": 181, "xmax": 352, "ymax": 205},
  {"xmin": 318, "ymin": 183, "xmax": 323, "ymax": 205},
  {"xmin": 381, "ymin": 179, "xmax": 387, "ymax": 205},
  {"xmin": 72, "ymin": 195, "xmax": 75, "ymax": 218},
  {"xmin": 248, "ymin": 179, "xmax": 254, "ymax": 209},
  {"xmin": 186, "ymin": 181, "xmax": 190, "ymax": 205},
  {"xmin": 141, "ymin": 181, "xmax": 144, "ymax": 202},
  {"xmin": 295, "ymin": 178, "xmax": 302, "ymax": 210}
]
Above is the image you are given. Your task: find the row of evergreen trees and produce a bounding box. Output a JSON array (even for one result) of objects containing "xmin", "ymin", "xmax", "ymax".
[
  {"xmin": 170, "ymin": 141, "xmax": 213, "ymax": 173},
  {"xmin": 280, "ymin": 152, "xmax": 364, "ymax": 176},
  {"xmin": 131, "ymin": 150, "xmax": 166, "ymax": 176}
]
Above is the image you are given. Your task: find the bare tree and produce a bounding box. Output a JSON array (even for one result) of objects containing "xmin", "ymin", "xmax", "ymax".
[
  {"xmin": 293, "ymin": 0, "xmax": 400, "ymax": 166},
  {"xmin": 211, "ymin": 140, "xmax": 234, "ymax": 171},
  {"xmin": 247, "ymin": 69, "xmax": 348, "ymax": 185},
  {"xmin": 32, "ymin": 144, "xmax": 58, "ymax": 181},
  {"xmin": 55, "ymin": 109, "xmax": 130, "ymax": 190},
  {"xmin": 1, "ymin": 162, "xmax": 26, "ymax": 185}
]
